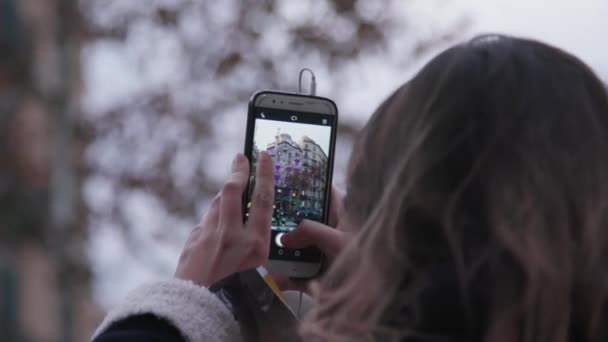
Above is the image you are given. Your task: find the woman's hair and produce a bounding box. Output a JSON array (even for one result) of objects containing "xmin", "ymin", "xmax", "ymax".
[{"xmin": 302, "ymin": 35, "xmax": 608, "ymax": 341}]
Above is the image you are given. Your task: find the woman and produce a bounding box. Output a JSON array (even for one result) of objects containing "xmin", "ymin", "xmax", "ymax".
[{"xmin": 93, "ymin": 35, "xmax": 608, "ymax": 341}]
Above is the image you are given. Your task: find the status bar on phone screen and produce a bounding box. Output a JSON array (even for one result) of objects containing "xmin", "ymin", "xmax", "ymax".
[{"xmin": 256, "ymin": 110, "xmax": 333, "ymax": 126}]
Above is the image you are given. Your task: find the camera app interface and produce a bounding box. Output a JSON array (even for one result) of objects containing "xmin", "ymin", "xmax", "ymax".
[{"xmin": 247, "ymin": 109, "xmax": 333, "ymax": 239}]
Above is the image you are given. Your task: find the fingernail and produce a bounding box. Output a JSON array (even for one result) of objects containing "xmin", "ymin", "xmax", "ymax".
[{"xmin": 232, "ymin": 153, "xmax": 245, "ymax": 170}]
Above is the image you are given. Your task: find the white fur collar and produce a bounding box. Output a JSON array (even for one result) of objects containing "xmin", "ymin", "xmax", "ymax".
[{"xmin": 92, "ymin": 278, "xmax": 242, "ymax": 342}]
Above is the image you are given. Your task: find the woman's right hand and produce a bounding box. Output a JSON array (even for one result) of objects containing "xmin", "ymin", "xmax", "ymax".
[{"xmin": 271, "ymin": 188, "xmax": 352, "ymax": 292}]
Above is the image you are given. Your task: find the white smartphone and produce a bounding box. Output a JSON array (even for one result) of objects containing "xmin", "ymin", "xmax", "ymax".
[{"xmin": 243, "ymin": 90, "xmax": 338, "ymax": 278}]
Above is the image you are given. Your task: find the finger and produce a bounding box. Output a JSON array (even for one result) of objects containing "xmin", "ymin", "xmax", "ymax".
[
  {"xmin": 328, "ymin": 186, "xmax": 344, "ymax": 228},
  {"xmin": 247, "ymin": 151, "xmax": 274, "ymax": 235},
  {"xmin": 184, "ymin": 226, "xmax": 202, "ymax": 247},
  {"xmin": 219, "ymin": 153, "xmax": 249, "ymax": 228},
  {"xmin": 280, "ymin": 219, "xmax": 345, "ymax": 260},
  {"xmin": 201, "ymin": 193, "xmax": 221, "ymax": 227}
]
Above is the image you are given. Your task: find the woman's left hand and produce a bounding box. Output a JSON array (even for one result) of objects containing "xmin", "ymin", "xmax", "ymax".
[{"xmin": 175, "ymin": 151, "xmax": 274, "ymax": 287}]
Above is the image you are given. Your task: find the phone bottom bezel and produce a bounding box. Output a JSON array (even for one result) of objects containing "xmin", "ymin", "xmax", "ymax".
[{"xmin": 265, "ymin": 259, "xmax": 322, "ymax": 279}]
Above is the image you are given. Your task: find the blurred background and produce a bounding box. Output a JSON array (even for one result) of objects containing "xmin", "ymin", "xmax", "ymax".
[{"xmin": 0, "ymin": 0, "xmax": 606, "ymax": 341}]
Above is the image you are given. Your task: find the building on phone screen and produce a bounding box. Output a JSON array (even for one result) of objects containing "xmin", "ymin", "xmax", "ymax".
[{"xmin": 264, "ymin": 130, "xmax": 327, "ymax": 229}]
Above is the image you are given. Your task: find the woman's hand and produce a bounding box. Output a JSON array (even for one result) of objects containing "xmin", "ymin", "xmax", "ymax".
[
  {"xmin": 271, "ymin": 188, "xmax": 352, "ymax": 292},
  {"xmin": 175, "ymin": 152, "xmax": 274, "ymax": 287}
]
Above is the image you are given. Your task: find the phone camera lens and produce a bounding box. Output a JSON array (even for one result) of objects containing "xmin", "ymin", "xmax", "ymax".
[{"xmin": 272, "ymin": 99, "xmax": 276, "ymax": 103}]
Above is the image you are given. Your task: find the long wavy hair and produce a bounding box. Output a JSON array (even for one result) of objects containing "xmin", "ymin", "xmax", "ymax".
[{"xmin": 302, "ymin": 35, "xmax": 608, "ymax": 341}]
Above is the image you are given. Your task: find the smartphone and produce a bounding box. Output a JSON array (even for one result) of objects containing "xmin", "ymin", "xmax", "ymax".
[{"xmin": 244, "ymin": 90, "xmax": 338, "ymax": 278}]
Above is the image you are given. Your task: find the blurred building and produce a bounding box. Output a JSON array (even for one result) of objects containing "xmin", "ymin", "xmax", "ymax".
[
  {"xmin": 0, "ymin": 1, "xmax": 103, "ymax": 341},
  {"xmin": 299, "ymin": 136, "xmax": 328, "ymax": 211},
  {"xmin": 265, "ymin": 130, "xmax": 328, "ymax": 217},
  {"xmin": 267, "ymin": 131, "xmax": 303, "ymax": 188}
]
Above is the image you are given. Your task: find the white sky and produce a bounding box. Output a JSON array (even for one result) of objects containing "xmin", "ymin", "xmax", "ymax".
[
  {"xmin": 254, "ymin": 119, "xmax": 331, "ymax": 155},
  {"xmin": 462, "ymin": 0, "xmax": 608, "ymax": 76},
  {"xmin": 415, "ymin": 0, "xmax": 608, "ymax": 78},
  {"xmin": 319, "ymin": 0, "xmax": 608, "ymax": 130}
]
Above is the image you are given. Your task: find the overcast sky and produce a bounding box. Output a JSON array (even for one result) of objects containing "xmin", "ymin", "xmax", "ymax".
[
  {"xmin": 333, "ymin": 0, "xmax": 608, "ymax": 124},
  {"xmin": 462, "ymin": 0, "xmax": 608, "ymax": 77},
  {"xmin": 254, "ymin": 119, "xmax": 331, "ymax": 155}
]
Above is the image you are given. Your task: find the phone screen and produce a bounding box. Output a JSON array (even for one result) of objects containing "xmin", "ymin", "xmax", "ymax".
[{"xmin": 245, "ymin": 107, "xmax": 335, "ymax": 262}]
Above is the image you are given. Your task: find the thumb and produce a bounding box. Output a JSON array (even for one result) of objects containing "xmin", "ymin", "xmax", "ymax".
[{"xmin": 281, "ymin": 220, "xmax": 345, "ymax": 260}]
